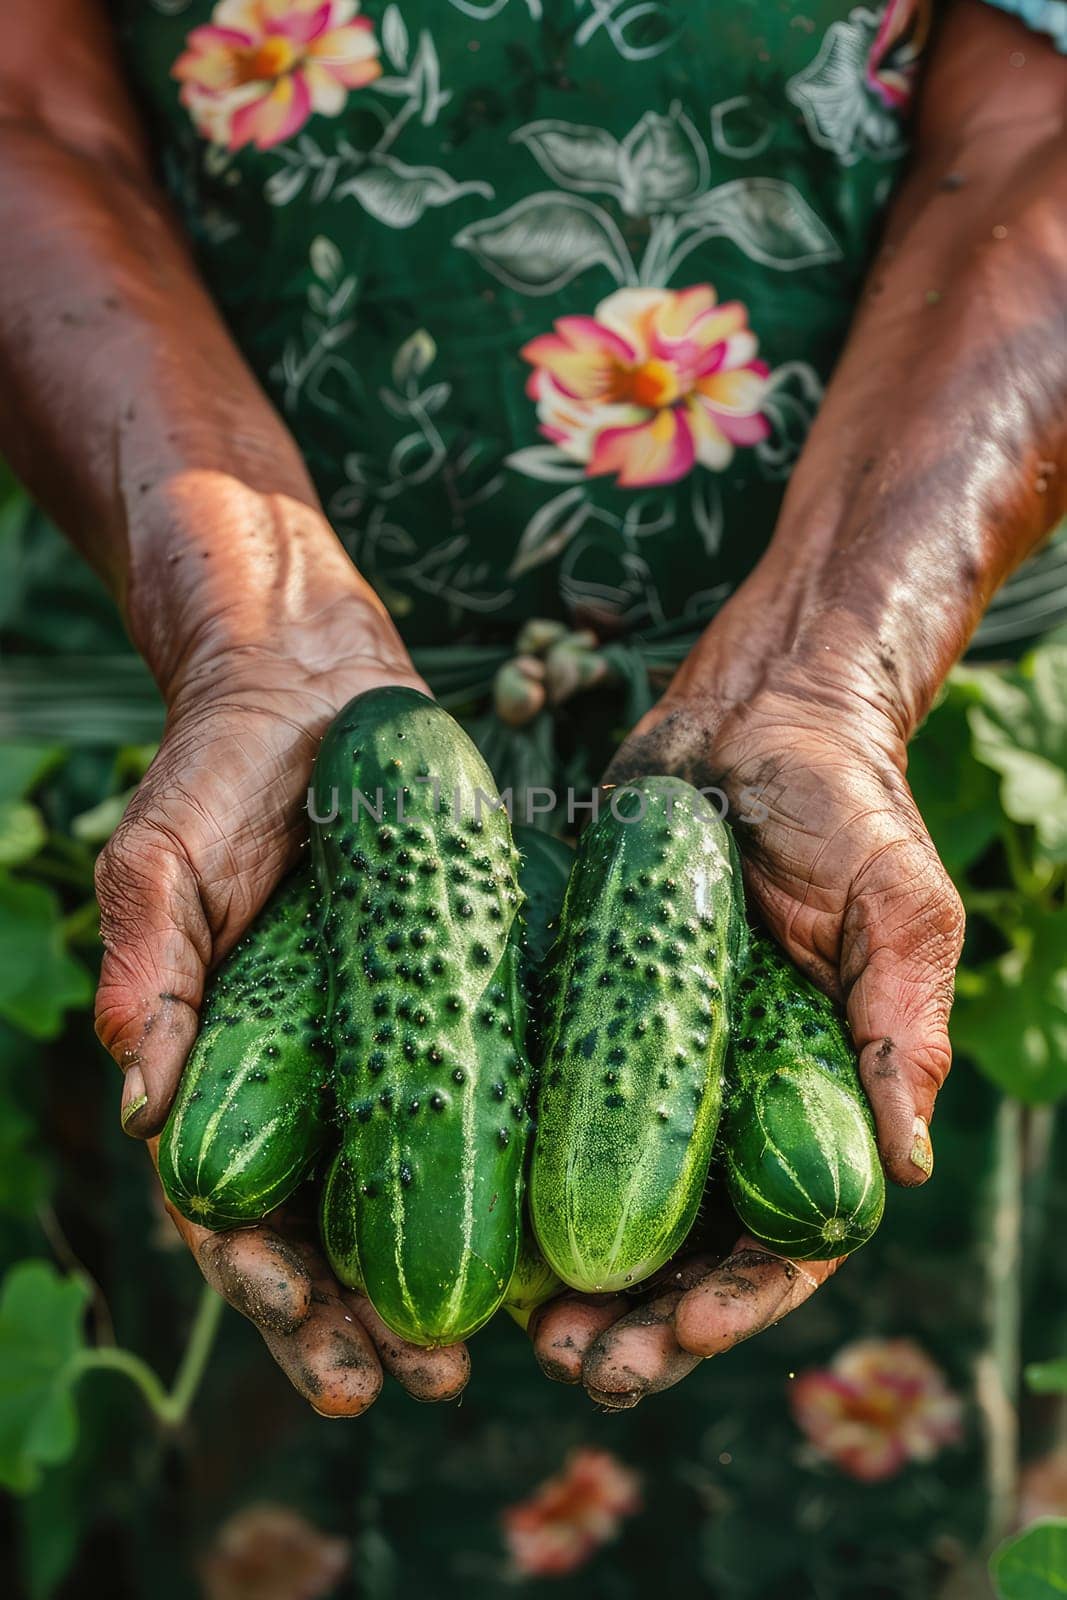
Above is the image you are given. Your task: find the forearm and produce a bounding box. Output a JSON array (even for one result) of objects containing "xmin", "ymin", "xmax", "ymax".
[
  {"xmin": 722, "ymin": 2, "xmax": 1066, "ymax": 738},
  {"xmin": 0, "ymin": 1, "xmax": 386, "ymax": 697}
]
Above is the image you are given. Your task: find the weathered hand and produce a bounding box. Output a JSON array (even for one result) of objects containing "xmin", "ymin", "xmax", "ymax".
[
  {"xmin": 94, "ymin": 581, "xmax": 469, "ymax": 1412},
  {"xmin": 528, "ymin": 626, "xmax": 964, "ymax": 1407},
  {"xmin": 155, "ymin": 1154, "xmax": 469, "ymax": 1414}
]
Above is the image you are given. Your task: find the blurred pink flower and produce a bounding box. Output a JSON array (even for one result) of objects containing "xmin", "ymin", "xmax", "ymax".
[
  {"xmin": 502, "ymin": 1447, "xmax": 642, "ymax": 1578},
  {"xmin": 866, "ymin": 0, "xmax": 932, "ymax": 108},
  {"xmin": 521, "ymin": 286, "xmax": 770, "ymax": 489},
  {"xmin": 200, "ymin": 1503, "xmax": 349, "ymax": 1600},
  {"xmin": 174, "ymin": 0, "xmax": 381, "ymax": 152},
  {"xmin": 790, "ymin": 1338, "xmax": 963, "ymax": 1482}
]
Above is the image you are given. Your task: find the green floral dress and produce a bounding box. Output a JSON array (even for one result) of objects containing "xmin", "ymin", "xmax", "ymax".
[
  {"xmin": 107, "ymin": 0, "xmax": 937, "ymax": 645},
  {"xmin": 109, "ymin": 0, "xmax": 1067, "ymax": 649}
]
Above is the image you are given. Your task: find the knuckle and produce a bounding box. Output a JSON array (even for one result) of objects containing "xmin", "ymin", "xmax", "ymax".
[
  {"xmin": 914, "ymin": 1043, "xmax": 952, "ymax": 1095},
  {"xmin": 851, "ymin": 836, "xmax": 964, "ymax": 977},
  {"xmin": 94, "ymin": 810, "xmax": 210, "ymax": 980},
  {"xmin": 95, "ymin": 812, "xmax": 181, "ymax": 934}
]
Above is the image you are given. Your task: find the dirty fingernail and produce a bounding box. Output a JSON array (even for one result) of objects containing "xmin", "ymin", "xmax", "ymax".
[
  {"xmin": 586, "ymin": 1383, "xmax": 643, "ymax": 1410},
  {"xmin": 536, "ymin": 1352, "xmax": 581, "ymax": 1385},
  {"xmin": 120, "ymin": 1072, "xmax": 148, "ymax": 1132},
  {"xmin": 910, "ymin": 1115, "xmax": 934, "ymax": 1177}
]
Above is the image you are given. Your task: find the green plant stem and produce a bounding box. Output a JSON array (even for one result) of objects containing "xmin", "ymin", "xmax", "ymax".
[
  {"xmin": 69, "ymin": 1345, "xmax": 172, "ymax": 1418},
  {"xmin": 166, "ymin": 1283, "xmax": 225, "ymax": 1423},
  {"xmin": 962, "ymin": 890, "xmax": 1021, "ymax": 930},
  {"xmin": 1002, "ymin": 820, "xmax": 1059, "ymax": 904},
  {"xmin": 70, "ymin": 1285, "xmax": 224, "ymax": 1428},
  {"xmin": 36, "ymin": 1205, "xmax": 116, "ymax": 1346}
]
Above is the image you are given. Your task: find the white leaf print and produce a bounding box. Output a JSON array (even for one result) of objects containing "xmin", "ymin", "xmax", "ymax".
[
  {"xmin": 622, "ymin": 495, "xmax": 675, "ymax": 540},
  {"xmin": 335, "ymin": 157, "xmax": 493, "ymax": 229},
  {"xmin": 667, "ymin": 179, "xmax": 841, "ymax": 275},
  {"xmin": 380, "ymin": 388, "xmax": 411, "ymax": 421},
  {"xmin": 574, "ymin": 0, "xmax": 679, "ymax": 61},
  {"xmin": 506, "ymin": 446, "xmax": 588, "ymax": 484},
  {"xmin": 690, "ymin": 474, "xmax": 723, "ymax": 557},
  {"xmin": 756, "ymin": 361, "xmax": 825, "ymax": 479},
  {"xmin": 620, "ymin": 103, "xmax": 708, "ymax": 215},
  {"xmin": 310, "ymin": 235, "xmax": 343, "ymax": 285},
  {"xmin": 326, "ymin": 277, "xmax": 358, "ymax": 317},
  {"xmin": 388, "ymin": 433, "xmax": 442, "ymax": 485},
  {"xmin": 382, "ymin": 4, "xmax": 410, "ymax": 71},
  {"xmin": 392, "ymin": 329, "xmax": 437, "ymax": 389},
  {"xmin": 511, "ymin": 122, "xmax": 624, "ymax": 199},
  {"xmin": 710, "ymin": 95, "xmax": 775, "ymax": 161},
  {"xmin": 448, "ymin": 0, "xmax": 542, "ymax": 17},
  {"xmin": 509, "ymin": 487, "xmax": 591, "ymax": 578},
  {"xmin": 264, "ymin": 165, "xmax": 308, "ymax": 207},
  {"xmin": 319, "ymin": 321, "xmax": 355, "ymax": 350},
  {"xmin": 419, "ymin": 382, "xmax": 452, "ymax": 415},
  {"xmin": 787, "ymin": 8, "xmax": 905, "ymax": 166},
  {"xmin": 454, "ymin": 194, "xmax": 634, "ymax": 295}
]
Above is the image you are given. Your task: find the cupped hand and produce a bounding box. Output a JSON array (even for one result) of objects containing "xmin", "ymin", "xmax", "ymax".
[
  {"xmin": 94, "ymin": 565, "xmax": 469, "ymax": 1412},
  {"xmin": 527, "ymin": 619, "xmax": 964, "ymax": 1407}
]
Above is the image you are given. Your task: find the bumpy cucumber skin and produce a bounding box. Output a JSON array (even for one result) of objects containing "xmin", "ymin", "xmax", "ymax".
[
  {"xmin": 529, "ymin": 777, "xmax": 747, "ymax": 1294},
  {"xmin": 158, "ymin": 869, "xmax": 330, "ymax": 1230},
  {"xmin": 724, "ymin": 930, "xmax": 885, "ymax": 1260},
  {"xmin": 321, "ymin": 824, "xmax": 571, "ymax": 1323},
  {"xmin": 312, "ymin": 687, "xmax": 530, "ymax": 1348}
]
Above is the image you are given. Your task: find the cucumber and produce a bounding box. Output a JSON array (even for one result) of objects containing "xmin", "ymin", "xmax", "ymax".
[
  {"xmin": 158, "ymin": 868, "xmax": 330, "ymax": 1230},
  {"xmin": 503, "ymin": 1228, "xmax": 563, "ymax": 1330},
  {"xmin": 320, "ymin": 1148, "xmax": 363, "ymax": 1291},
  {"xmin": 323, "ymin": 1163, "xmax": 564, "ymax": 1333},
  {"xmin": 513, "ymin": 826, "xmax": 573, "ymax": 968},
  {"xmin": 529, "ymin": 777, "xmax": 747, "ymax": 1294},
  {"xmin": 312, "ymin": 687, "xmax": 530, "ymax": 1347},
  {"xmin": 502, "ymin": 830, "xmax": 572, "ymax": 1328},
  {"xmin": 723, "ymin": 929, "xmax": 885, "ymax": 1259}
]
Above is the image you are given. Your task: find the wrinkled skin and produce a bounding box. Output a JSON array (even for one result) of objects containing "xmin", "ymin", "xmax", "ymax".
[
  {"xmin": 1, "ymin": 0, "xmax": 1064, "ymax": 1413},
  {"xmin": 96, "ymin": 537, "xmax": 964, "ymax": 1411},
  {"xmin": 527, "ymin": 621, "xmax": 963, "ymax": 1407},
  {"xmin": 93, "ymin": 565, "xmax": 472, "ymax": 1408},
  {"xmin": 156, "ymin": 1146, "xmax": 470, "ymax": 1413}
]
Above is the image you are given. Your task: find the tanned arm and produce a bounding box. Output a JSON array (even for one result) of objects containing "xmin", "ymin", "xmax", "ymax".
[
  {"xmin": 0, "ymin": 0, "xmax": 469, "ymax": 1414},
  {"xmin": 529, "ymin": 0, "xmax": 1067, "ymax": 1405}
]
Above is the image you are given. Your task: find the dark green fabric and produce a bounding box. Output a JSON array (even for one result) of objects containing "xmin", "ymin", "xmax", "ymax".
[{"xmin": 110, "ymin": 0, "xmax": 930, "ymax": 644}]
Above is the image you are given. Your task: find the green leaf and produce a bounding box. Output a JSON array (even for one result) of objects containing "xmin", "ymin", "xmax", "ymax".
[
  {"xmin": 909, "ymin": 682, "xmax": 1004, "ymax": 878},
  {"xmin": 0, "ymin": 1025, "xmax": 50, "ymax": 1218},
  {"xmin": 20, "ymin": 1453, "xmax": 90, "ymax": 1600},
  {"xmin": 951, "ymin": 906, "xmax": 1067, "ymax": 1105},
  {"xmin": 0, "ymin": 1262, "xmax": 90, "ymax": 1494},
  {"xmin": 0, "ymin": 656, "xmax": 163, "ymax": 745},
  {"xmin": 1026, "ymin": 1359, "xmax": 1067, "ymax": 1395},
  {"xmin": 0, "ymin": 803, "xmax": 46, "ymax": 867},
  {"xmin": 0, "ymin": 745, "xmax": 65, "ymax": 806},
  {"xmin": 0, "ymin": 1104, "xmax": 49, "ymax": 1220},
  {"xmin": 992, "ymin": 1519, "xmax": 1067, "ymax": 1600},
  {"xmin": 70, "ymin": 786, "xmax": 136, "ymax": 848},
  {"xmin": 0, "ymin": 874, "xmax": 92, "ymax": 1039},
  {"xmin": 964, "ymin": 644, "xmax": 1067, "ymax": 864}
]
